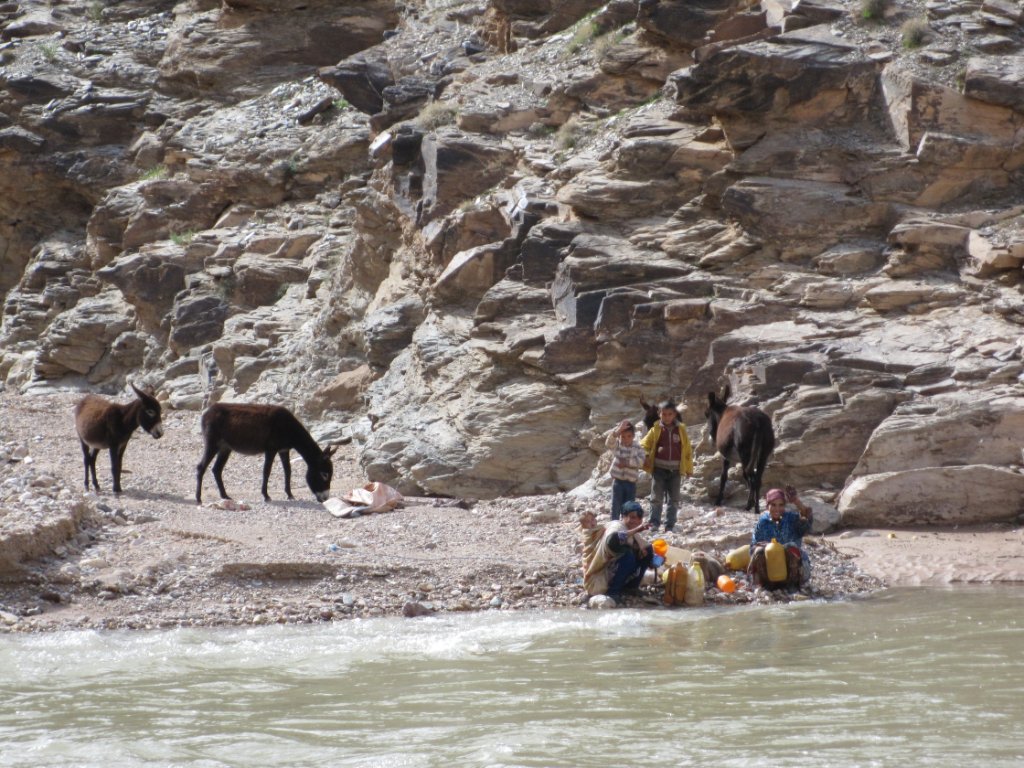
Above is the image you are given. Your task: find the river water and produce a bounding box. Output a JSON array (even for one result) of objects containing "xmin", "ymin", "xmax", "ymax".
[{"xmin": 2, "ymin": 586, "xmax": 1022, "ymax": 767}]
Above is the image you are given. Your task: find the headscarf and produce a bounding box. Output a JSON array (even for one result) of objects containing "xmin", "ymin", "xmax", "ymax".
[{"xmin": 765, "ymin": 488, "xmax": 785, "ymax": 503}]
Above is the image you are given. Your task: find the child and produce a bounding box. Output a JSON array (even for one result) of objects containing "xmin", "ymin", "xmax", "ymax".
[
  {"xmin": 639, "ymin": 400, "xmax": 693, "ymax": 532},
  {"xmin": 605, "ymin": 419, "xmax": 646, "ymax": 521}
]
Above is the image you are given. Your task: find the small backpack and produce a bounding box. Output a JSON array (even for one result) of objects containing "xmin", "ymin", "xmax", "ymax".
[{"xmin": 663, "ymin": 562, "xmax": 688, "ymax": 606}]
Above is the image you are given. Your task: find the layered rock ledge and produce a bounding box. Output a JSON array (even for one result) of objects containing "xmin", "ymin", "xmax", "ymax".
[{"xmin": 0, "ymin": 0, "xmax": 1022, "ymax": 544}]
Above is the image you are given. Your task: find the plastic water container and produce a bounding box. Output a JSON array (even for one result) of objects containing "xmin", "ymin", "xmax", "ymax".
[
  {"xmin": 663, "ymin": 546, "xmax": 692, "ymax": 568},
  {"xmin": 766, "ymin": 538, "xmax": 787, "ymax": 582},
  {"xmin": 684, "ymin": 560, "xmax": 705, "ymax": 606},
  {"xmin": 716, "ymin": 574, "xmax": 736, "ymax": 593},
  {"xmin": 725, "ymin": 544, "xmax": 750, "ymax": 571}
]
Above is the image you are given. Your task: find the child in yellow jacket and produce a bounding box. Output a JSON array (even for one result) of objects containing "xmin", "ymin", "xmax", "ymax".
[{"xmin": 639, "ymin": 400, "xmax": 693, "ymax": 532}]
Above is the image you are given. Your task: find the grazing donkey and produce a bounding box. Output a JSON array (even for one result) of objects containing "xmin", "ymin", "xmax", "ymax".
[
  {"xmin": 705, "ymin": 385, "xmax": 775, "ymax": 513},
  {"xmin": 195, "ymin": 403, "xmax": 337, "ymax": 504},
  {"xmin": 74, "ymin": 384, "xmax": 164, "ymax": 493}
]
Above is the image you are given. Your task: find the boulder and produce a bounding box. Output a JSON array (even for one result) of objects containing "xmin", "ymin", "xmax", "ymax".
[
  {"xmin": 371, "ymin": 77, "xmax": 447, "ymax": 132},
  {"xmin": 159, "ymin": 0, "xmax": 399, "ymax": 98},
  {"xmin": 232, "ymin": 254, "xmax": 310, "ymax": 307},
  {"xmin": 434, "ymin": 241, "xmax": 520, "ymax": 304},
  {"xmin": 721, "ymin": 177, "xmax": 890, "ymax": 253},
  {"xmin": 362, "ymin": 315, "xmax": 593, "ymax": 497},
  {"xmin": 557, "ymin": 172, "xmax": 697, "ymax": 219},
  {"xmin": 318, "ymin": 48, "xmax": 394, "ymax": 114},
  {"xmin": 671, "ymin": 29, "xmax": 879, "ymax": 147},
  {"xmin": 419, "ymin": 131, "xmax": 517, "ymax": 221},
  {"xmin": 310, "ymin": 364, "xmax": 374, "ymax": 412},
  {"xmin": 637, "ymin": 0, "xmax": 746, "ymax": 49},
  {"xmin": 850, "ymin": 395, "xmax": 1024, "ymax": 477},
  {"xmin": 963, "ymin": 57, "xmax": 1024, "ymax": 114},
  {"xmin": 362, "ymin": 297, "xmax": 427, "ymax": 367},
  {"xmin": 880, "ymin": 66, "xmax": 1023, "ymax": 156},
  {"xmin": 168, "ymin": 292, "xmax": 230, "ymax": 354},
  {"xmin": 97, "ymin": 245, "xmax": 204, "ymax": 331},
  {"xmin": 772, "ymin": 387, "xmax": 909, "ymax": 488},
  {"xmin": 838, "ymin": 466, "xmax": 1024, "ymax": 526},
  {"xmin": 493, "ymin": 0, "xmax": 607, "ymax": 37},
  {"xmin": 34, "ymin": 291, "xmax": 136, "ymax": 379}
]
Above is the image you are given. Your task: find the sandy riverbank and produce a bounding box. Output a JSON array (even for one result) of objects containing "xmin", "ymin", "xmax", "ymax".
[{"xmin": 832, "ymin": 524, "xmax": 1024, "ymax": 586}]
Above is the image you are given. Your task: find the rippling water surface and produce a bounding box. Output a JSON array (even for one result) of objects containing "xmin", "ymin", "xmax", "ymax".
[{"xmin": 2, "ymin": 586, "xmax": 1022, "ymax": 767}]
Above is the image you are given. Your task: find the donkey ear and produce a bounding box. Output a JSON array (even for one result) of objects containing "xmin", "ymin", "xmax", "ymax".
[
  {"xmin": 707, "ymin": 391, "xmax": 717, "ymax": 406},
  {"xmin": 639, "ymin": 396, "xmax": 650, "ymax": 410},
  {"xmin": 722, "ymin": 383, "xmax": 732, "ymax": 403},
  {"xmin": 132, "ymin": 383, "xmax": 159, "ymax": 404}
]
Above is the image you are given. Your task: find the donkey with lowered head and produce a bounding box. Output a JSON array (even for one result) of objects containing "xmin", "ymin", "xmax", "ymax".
[
  {"xmin": 705, "ymin": 384, "xmax": 775, "ymax": 514},
  {"xmin": 196, "ymin": 403, "xmax": 337, "ymax": 504},
  {"xmin": 74, "ymin": 384, "xmax": 164, "ymax": 493}
]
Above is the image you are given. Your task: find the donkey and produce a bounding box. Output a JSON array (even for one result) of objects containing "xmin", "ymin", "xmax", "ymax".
[
  {"xmin": 195, "ymin": 402, "xmax": 337, "ymax": 504},
  {"xmin": 705, "ymin": 385, "xmax": 775, "ymax": 513},
  {"xmin": 74, "ymin": 384, "xmax": 164, "ymax": 493},
  {"xmin": 639, "ymin": 396, "xmax": 682, "ymax": 431}
]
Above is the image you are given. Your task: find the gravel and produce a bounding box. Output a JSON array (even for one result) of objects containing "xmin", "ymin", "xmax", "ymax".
[{"xmin": 0, "ymin": 389, "xmax": 882, "ymax": 633}]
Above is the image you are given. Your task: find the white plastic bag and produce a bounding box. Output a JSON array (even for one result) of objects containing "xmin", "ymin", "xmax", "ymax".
[{"xmin": 342, "ymin": 482, "xmax": 404, "ymax": 513}]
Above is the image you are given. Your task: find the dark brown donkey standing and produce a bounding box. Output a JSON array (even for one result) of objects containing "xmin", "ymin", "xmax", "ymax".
[
  {"xmin": 195, "ymin": 403, "xmax": 337, "ymax": 504},
  {"xmin": 74, "ymin": 384, "xmax": 164, "ymax": 493},
  {"xmin": 705, "ymin": 385, "xmax": 775, "ymax": 514}
]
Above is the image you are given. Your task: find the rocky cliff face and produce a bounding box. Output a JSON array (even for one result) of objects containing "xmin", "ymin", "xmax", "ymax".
[{"xmin": 1, "ymin": 0, "xmax": 1022, "ymax": 524}]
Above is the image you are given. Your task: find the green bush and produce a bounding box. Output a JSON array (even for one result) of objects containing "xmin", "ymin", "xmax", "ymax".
[
  {"xmin": 567, "ymin": 20, "xmax": 599, "ymax": 54},
  {"xmin": 593, "ymin": 28, "xmax": 628, "ymax": 61},
  {"xmin": 901, "ymin": 18, "xmax": 932, "ymax": 48},
  {"xmin": 139, "ymin": 165, "xmax": 168, "ymax": 181},
  {"xmin": 555, "ymin": 116, "xmax": 584, "ymax": 151},
  {"xmin": 860, "ymin": 0, "xmax": 888, "ymax": 20},
  {"xmin": 416, "ymin": 101, "xmax": 458, "ymax": 130},
  {"xmin": 170, "ymin": 231, "xmax": 196, "ymax": 246}
]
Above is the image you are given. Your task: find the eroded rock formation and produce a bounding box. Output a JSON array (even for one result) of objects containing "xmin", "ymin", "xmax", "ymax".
[{"xmin": 1, "ymin": 0, "xmax": 1022, "ymax": 525}]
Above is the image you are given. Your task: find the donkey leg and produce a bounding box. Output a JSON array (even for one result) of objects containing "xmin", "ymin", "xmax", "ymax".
[
  {"xmin": 211, "ymin": 449, "xmax": 232, "ymax": 499},
  {"xmin": 743, "ymin": 467, "xmax": 756, "ymax": 511},
  {"xmin": 88, "ymin": 450, "xmax": 101, "ymax": 491},
  {"xmin": 715, "ymin": 459, "xmax": 730, "ymax": 505},
  {"xmin": 195, "ymin": 443, "xmax": 219, "ymax": 503},
  {"xmin": 79, "ymin": 441, "xmax": 89, "ymax": 490},
  {"xmin": 261, "ymin": 451, "xmax": 275, "ymax": 501},
  {"xmin": 738, "ymin": 447, "xmax": 757, "ymax": 511},
  {"xmin": 80, "ymin": 441, "xmax": 97, "ymax": 490},
  {"xmin": 278, "ymin": 451, "xmax": 293, "ymax": 499},
  {"xmin": 750, "ymin": 454, "xmax": 767, "ymax": 515},
  {"xmin": 109, "ymin": 445, "xmax": 123, "ymax": 494}
]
